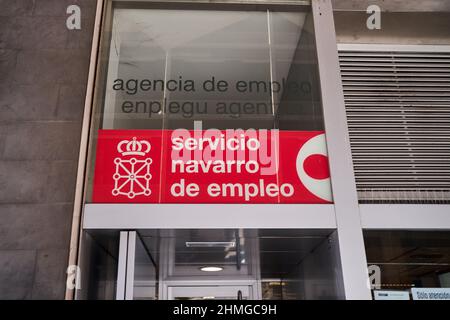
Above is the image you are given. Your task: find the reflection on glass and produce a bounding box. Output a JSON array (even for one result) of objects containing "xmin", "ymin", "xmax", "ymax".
[
  {"xmin": 100, "ymin": 7, "xmax": 323, "ymax": 130},
  {"xmin": 365, "ymin": 231, "xmax": 450, "ymax": 294},
  {"xmin": 76, "ymin": 231, "xmax": 119, "ymax": 300},
  {"xmin": 133, "ymin": 233, "xmax": 158, "ymax": 300},
  {"xmin": 130, "ymin": 229, "xmax": 341, "ymax": 300}
]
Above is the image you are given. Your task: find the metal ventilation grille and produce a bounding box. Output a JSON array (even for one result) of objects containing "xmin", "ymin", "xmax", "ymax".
[{"xmin": 339, "ymin": 49, "xmax": 450, "ymax": 203}]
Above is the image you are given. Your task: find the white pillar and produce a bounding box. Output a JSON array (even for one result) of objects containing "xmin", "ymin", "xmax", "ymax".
[{"xmin": 311, "ymin": 0, "xmax": 372, "ymax": 300}]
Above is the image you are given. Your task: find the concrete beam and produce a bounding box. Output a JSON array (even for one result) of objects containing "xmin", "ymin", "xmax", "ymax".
[{"xmin": 332, "ymin": 0, "xmax": 450, "ymax": 12}]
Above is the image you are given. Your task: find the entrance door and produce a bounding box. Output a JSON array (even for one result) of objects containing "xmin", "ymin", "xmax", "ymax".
[
  {"xmin": 115, "ymin": 229, "xmax": 342, "ymax": 300},
  {"xmin": 116, "ymin": 230, "xmax": 261, "ymax": 300}
]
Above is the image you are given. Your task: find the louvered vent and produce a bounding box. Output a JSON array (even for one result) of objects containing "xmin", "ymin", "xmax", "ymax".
[{"xmin": 338, "ymin": 48, "xmax": 450, "ymax": 203}]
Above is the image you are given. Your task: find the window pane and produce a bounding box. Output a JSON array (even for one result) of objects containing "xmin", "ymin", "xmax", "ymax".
[
  {"xmin": 365, "ymin": 230, "xmax": 450, "ymax": 296},
  {"xmin": 99, "ymin": 7, "xmax": 323, "ymax": 130},
  {"xmin": 86, "ymin": 3, "xmax": 333, "ymax": 205}
]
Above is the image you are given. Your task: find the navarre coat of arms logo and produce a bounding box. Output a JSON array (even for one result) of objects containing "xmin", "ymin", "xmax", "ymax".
[{"xmin": 112, "ymin": 137, "xmax": 152, "ymax": 199}]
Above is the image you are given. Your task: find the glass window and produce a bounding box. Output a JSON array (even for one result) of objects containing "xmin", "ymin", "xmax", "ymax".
[
  {"xmin": 365, "ymin": 230, "xmax": 450, "ymax": 297},
  {"xmin": 128, "ymin": 229, "xmax": 342, "ymax": 300},
  {"xmin": 86, "ymin": 2, "xmax": 332, "ymax": 205},
  {"xmin": 95, "ymin": 4, "xmax": 323, "ymax": 131},
  {"xmin": 134, "ymin": 233, "xmax": 158, "ymax": 300}
]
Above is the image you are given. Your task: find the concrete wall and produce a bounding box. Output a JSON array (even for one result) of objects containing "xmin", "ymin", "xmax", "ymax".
[
  {"xmin": 334, "ymin": 11, "xmax": 450, "ymax": 45},
  {"xmin": 332, "ymin": 0, "xmax": 450, "ymax": 12},
  {"xmin": 0, "ymin": 0, "xmax": 96, "ymax": 299}
]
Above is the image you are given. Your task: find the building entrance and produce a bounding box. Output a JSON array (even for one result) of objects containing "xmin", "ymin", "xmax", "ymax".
[{"xmin": 112, "ymin": 229, "xmax": 342, "ymax": 300}]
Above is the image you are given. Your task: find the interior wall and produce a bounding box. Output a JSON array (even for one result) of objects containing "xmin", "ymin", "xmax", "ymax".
[
  {"xmin": 76, "ymin": 231, "xmax": 119, "ymax": 300},
  {"xmin": 284, "ymin": 231, "xmax": 344, "ymax": 300},
  {"xmin": 277, "ymin": 12, "xmax": 323, "ymax": 130}
]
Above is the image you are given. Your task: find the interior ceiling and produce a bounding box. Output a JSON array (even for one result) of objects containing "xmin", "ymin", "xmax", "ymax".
[
  {"xmin": 138, "ymin": 229, "xmax": 333, "ymax": 278},
  {"xmin": 112, "ymin": 9, "xmax": 306, "ymax": 102},
  {"xmin": 365, "ymin": 230, "xmax": 450, "ymax": 264}
]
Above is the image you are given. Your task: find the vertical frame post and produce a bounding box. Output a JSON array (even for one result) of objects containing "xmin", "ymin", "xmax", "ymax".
[
  {"xmin": 125, "ymin": 231, "xmax": 137, "ymax": 300},
  {"xmin": 116, "ymin": 231, "xmax": 129, "ymax": 300},
  {"xmin": 311, "ymin": 0, "xmax": 371, "ymax": 299},
  {"xmin": 116, "ymin": 231, "xmax": 137, "ymax": 300}
]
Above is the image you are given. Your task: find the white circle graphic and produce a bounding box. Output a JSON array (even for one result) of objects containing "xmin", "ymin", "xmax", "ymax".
[{"xmin": 296, "ymin": 133, "xmax": 333, "ymax": 202}]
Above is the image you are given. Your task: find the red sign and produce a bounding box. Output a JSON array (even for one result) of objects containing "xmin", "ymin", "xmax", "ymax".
[{"xmin": 92, "ymin": 129, "xmax": 333, "ymax": 204}]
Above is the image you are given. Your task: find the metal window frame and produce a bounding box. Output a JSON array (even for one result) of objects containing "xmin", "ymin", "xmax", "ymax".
[
  {"xmin": 360, "ymin": 205, "xmax": 450, "ymax": 229},
  {"xmin": 337, "ymin": 42, "xmax": 450, "ymax": 53},
  {"xmin": 113, "ymin": 0, "xmax": 311, "ymax": 7},
  {"xmin": 83, "ymin": 204, "xmax": 337, "ymax": 229},
  {"xmin": 337, "ymin": 43, "xmax": 450, "ymax": 52},
  {"xmin": 116, "ymin": 231, "xmax": 137, "ymax": 300},
  {"xmin": 311, "ymin": 0, "xmax": 371, "ymax": 300}
]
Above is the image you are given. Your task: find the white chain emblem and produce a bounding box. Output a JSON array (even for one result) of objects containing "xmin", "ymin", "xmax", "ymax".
[{"xmin": 112, "ymin": 137, "xmax": 152, "ymax": 199}]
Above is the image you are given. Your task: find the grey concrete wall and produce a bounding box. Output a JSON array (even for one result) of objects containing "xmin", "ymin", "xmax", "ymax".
[
  {"xmin": 0, "ymin": 0, "xmax": 96, "ymax": 299},
  {"xmin": 334, "ymin": 11, "xmax": 450, "ymax": 45},
  {"xmin": 332, "ymin": 0, "xmax": 450, "ymax": 12}
]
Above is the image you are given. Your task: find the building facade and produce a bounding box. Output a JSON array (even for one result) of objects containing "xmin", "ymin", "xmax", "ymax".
[{"xmin": 1, "ymin": 0, "xmax": 449, "ymax": 300}]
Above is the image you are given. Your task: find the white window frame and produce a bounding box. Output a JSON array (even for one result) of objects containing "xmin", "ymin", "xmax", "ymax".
[
  {"xmin": 338, "ymin": 43, "xmax": 450, "ymax": 52},
  {"xmin": 116, "ymin": 231, "xmax": 137, "ymax": 300},
  {"xmin": 84, "ymin": 204, "xmax": 336, "ymax": 229}
]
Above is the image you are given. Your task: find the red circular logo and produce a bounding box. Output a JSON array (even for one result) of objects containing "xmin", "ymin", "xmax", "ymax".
[{"xmin": 303, "ymin": 154, "xmax": 330, "ymax": 180}]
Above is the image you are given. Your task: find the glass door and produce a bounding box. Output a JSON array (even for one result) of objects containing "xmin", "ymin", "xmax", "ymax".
[
  {"xmin": 116, "ymin": 229, "xmax": 342, "ymax": 300},
  {"xmin": 117, "ymin": 230, "xmax": 261, "ymax": 300}
]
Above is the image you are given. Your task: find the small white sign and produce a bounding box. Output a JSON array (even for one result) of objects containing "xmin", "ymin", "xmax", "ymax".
[
  {"xmin": 374, "ymin": 290, "xmax": 410, "ymax": 300},
  {"xmin": 411, "ymin": 288, "xmax": 450, "ymax": 300}
]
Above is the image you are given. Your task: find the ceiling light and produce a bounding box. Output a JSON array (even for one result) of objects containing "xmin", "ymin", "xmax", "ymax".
[
  {"xmin": 200, "ymin": 266, "xmax": 223, "ymax": 272},
  {"xmin": 186, "ymin": 241, "xmax": 235, "ymax": 248}
]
